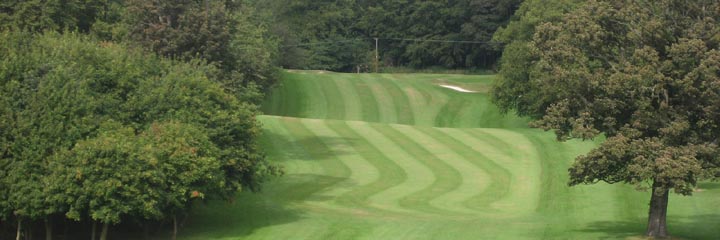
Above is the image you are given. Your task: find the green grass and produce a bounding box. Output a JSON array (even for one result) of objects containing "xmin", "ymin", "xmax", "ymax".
[{"xmin": 179, "ymin": 70, "xmax": 720, "ymax": 239}]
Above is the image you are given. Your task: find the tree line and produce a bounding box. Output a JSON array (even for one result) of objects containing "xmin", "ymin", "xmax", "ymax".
[
  {"xmin": 0, "ymin": 1, "xmax": 281, "ymax": 240},
  {"xmin": 256, "ymin": 0, "xmax": 522, "ymax": 72}
]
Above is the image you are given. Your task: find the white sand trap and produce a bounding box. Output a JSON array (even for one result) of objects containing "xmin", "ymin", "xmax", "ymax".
[{"xmin": 438, "ymin": 84, "xmax": 477, "ymax": 93}]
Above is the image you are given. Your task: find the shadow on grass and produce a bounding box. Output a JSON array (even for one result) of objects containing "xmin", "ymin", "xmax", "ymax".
[
  {"xmin": 173, "ymin": 173, "xmax": 348, "ymax": 239},
  {"xmin": 696, "ymin": 182, "xmax": 720, "ymax": 190},
  {"xmin": 163, "ymin": 123, "xmax": 363, "ymax": 239},
  {"xmin": 576, "ymin": 219, "xmax": 646, "ymax": 239},
  {"xmin": 578, "ymin": 214, "xmax": 720, "ymax": 240},
  {"xmin": 261, "ymin": 130, "xmax": 361, "ymax": 162},
  {"xmin": 668, "ymin": 214, "xmax": 720, "ymax": 239}
]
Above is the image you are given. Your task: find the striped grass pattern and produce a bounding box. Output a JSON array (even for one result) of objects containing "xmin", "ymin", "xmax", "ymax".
[{"xmin": 181, "ymin": 71, "xmax": 720, "ymax": 240}]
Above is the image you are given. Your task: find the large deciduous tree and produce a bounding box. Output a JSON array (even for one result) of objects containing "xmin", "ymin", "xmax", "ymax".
[
  {"xmin": 122, "ymin": 0, "xmax": 279, "ymax": 94},
  {"xmin": 492, "ymin": 0, "xmax": 720, "ymax": 238}
]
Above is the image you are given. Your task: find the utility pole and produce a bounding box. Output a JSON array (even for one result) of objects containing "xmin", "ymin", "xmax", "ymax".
[
  {"xmin": 205, "ymin": 0, "xmax": 210, "ymax": 25},
  {"xmin": 374, "ymin": 38, "xmax": 379, "ymax": 73}
]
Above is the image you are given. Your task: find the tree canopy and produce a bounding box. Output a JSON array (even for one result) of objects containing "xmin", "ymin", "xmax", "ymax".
[
  {"xmin": 0, "ymin": 0, "xmax": 106, "ymax": 32},
  {"xmin": 492, "ymin": 0, "xmax": 720, "ymax": 237},
  {"xmin": 0, "ymin": 31, "xmax": 280, "ymax": 240}
]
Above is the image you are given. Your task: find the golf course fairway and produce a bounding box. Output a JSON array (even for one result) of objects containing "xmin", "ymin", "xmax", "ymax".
[{"xmin": 179, "ymin": 71, "xmax": 720, "ymax": 239}]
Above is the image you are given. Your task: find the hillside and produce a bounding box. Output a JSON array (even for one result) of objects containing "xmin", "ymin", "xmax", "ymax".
[{"xmin": 179, "ymin": 71, "xmax": 720, "ymax": 239}]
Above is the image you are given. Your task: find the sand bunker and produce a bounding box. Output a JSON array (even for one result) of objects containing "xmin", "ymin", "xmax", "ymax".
[{"xmin": 438, "ymin": 84, "xmax": 477, "ymax": 93}]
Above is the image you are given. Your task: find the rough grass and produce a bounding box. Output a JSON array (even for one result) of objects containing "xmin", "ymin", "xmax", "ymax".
[{"xmin": 178, "ymin": 70, "xmax": 720, "ymax": 240}]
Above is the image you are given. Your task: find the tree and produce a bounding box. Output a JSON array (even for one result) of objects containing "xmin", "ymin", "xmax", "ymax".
[
  {"xmin": 122, "ymin": 0, "xmax": 280, "ymax": 95},
  {"xmin": 460, "ymin": 0, "xmax": 523, "ymax": 68},
  {"xmin": 491, "ymin": 0, "xmax": 582, "ymax": 117},
  {"xmin": 492, "ymin": 0, "xmax": 720, "ymax": 237},
  {"xmin": 0, "ymin": 31, "xmax": 280, "ymax": 239},
  {"xmin": 0, "ymin": 0, "xmax": 106, "ymax": 32},
  {"xmin": 0, "ymin": 31, "xmax": 101, "ymax": 240},
  {"xmin": 0, "ymin": 55, "xmax": 13, "ymax": 237},
  {"xmin": 227, "ymin": 4, "xmax": 280, "ymax": 92},
  {"xmin": 50, "ymin": 121, "xmax": 223, "ymax": 240},
  {"xmin": 124, "ymin": 0, "xmax": 233, "ymax": 65},
  {"xmin": 263, "ymin": 0, "xmax": 367, "ymax": 71}
]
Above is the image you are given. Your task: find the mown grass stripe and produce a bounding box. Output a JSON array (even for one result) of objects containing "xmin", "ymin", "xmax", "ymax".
[
  {"xmin": 299, "ymin": 75, "xmax": 330, "ymax": 119},
  {"xmin": 259, "ymin": 116, "xmax": 322, "ymax": 174},
  {"xmin": 377, "ymin": 74, "xmax": 415, "ymax": 125},
  {"xmin": 434, "ymin": 96, "xmax": 472, "ymax": 128},
  {"xmin": 326, "ymin": 121, "xmax": 408, "ymax": 211},
  {"xmin": 382, "ymin": 74, "xmax": 443, "ymax": 126},
  {"xmin": 255, "ymin": 116, "xmax": 348, "ymax": 205},
  {"xmin": 361, "ymin": 74, "xmax": 398, "ymax": 123},
  {"xmin": 371, "ymin": 124, "xmax": 463, "ymax": 215},
  {"xmin": 261, "ymin": 74, "xmax": 306, "ymax": 117},
  {"xmin": 462, "ymin": 128, "xmax": 526, "ymax": 158},
  {"xmin": 300, "ymin": 118, "xmax": 379, "ymax": 200},
  {"xmin": 330, "ymin": 74, "xmax": 363, "ymax": 121},
  {"xmin": 448, "ymin": 128, "xmax": 541, "ymax": 215},
  {"xmin": 347, "ymin": 122, "xmax": 435, "ymax": 214},
  {"xmin": 391, "ymin": 125, "xmax": 490, "ymax": 214},
  {"xmin": 382, "ymin": 74, "xmax": 433, "ymax": 126},
  {"xmin": 317, "ymin": 76, "xmax": 346, "ymax": 120},
  {"xmin": 521, "ymin": 131, "xmax": 590, "ymax": 236},
  {"xmin": 310, "ymin": 220, "xmax": 372, "ymax": 240},
  {"xmin": 351, "ymin": 74, "xmax": 381, "ymax": 122},
  {"xmin": 278, "ymin": 117, "xmax": 352, "ymax": 200},
  {"xmin": 418, "ymin": 127, "xmax": 513, "ymax": 212},
  {"xmin": 456, "ymin": 94, "xmax": 495, "ymax": 128}
]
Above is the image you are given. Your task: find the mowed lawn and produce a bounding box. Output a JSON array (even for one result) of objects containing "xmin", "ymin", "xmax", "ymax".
[{"xmin": 178, "ymin": 71, "xmax": 720, "ymax": 239}]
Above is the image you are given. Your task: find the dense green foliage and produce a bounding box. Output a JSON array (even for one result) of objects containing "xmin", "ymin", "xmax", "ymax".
[
  {"xmin": 0, "ymin": 0, "xmax": 280, "ymax": 97},
  {"xmin": 50, "ymin": 121, "xmax": 222, "ymax": 223},
  {"xmin": 492, "ymin": 0, "xmax": 720, "ymax": 237},
  {"xmin": 119, "ymin": 0, "xmax": 279, "ymax": 92},
  {"xmin": 491, "ymin": 0, "xmax": 581, "ymax": 117},
  {"xmin": 0, "ymin": 32, "xmax": 279, "ymax": 239},
  {"xmin": 259, "ymin": 0, "xmax": 521, "ymax": 71},
  {"xmin": 0, "ymin": 0, "xmax": 106, "ymax": 32}
]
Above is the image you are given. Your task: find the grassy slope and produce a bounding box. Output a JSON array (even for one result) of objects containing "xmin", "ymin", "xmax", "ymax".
[{"xmin": 180, "ymin": 71, "xmax": 720, "ymax": 240}]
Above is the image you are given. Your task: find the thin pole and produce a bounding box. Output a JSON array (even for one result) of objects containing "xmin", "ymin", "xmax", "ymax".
[{"xmin": 374, "ymin": 38, "xmax": 379, "ymax": 73}]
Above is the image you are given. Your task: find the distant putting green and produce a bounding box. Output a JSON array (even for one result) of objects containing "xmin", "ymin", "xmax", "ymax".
[{"xmin": 179, "ymin": 70, "xmax": 720, "ymax": 239}]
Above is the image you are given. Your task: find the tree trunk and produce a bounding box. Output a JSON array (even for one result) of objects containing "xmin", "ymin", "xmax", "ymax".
[
  {"xmin": 180, "ymin": 213, "xmax": 189, "ymax": 229},
  {"xmin": 26, "ymin": 222, "xmax": 32, "ymax": 240},
  {"xmin": 91, "ymin": 220, "xmax": 97, "ymax": 240},
  {"xmin": 646, "ymin": 182, "xmax": 670, "ymax": 238},
  {"xmin": 63, "ymin": 219, "xmax": 69, "ymax": 240},
  {"xmin": 45, "ymin": 217, "xmax": 53, "ymax": 240},
  {"xmin": 143, "ymin": 222, "xmax": 150, "ymax": 240},
  {"xmin": 172, "ymin": 215, "xmax": 178, "ymax": 240},
  {"xmin": 16, "ymin": 219, "xmax": 21, "ymax": 240},
  {"xmin": 483, "ymin": 53, "xmax": 487, "ymax": 68},
  {"xmin": 100, "ymin": 222, "xmax": 109, "ymax": 240}
]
